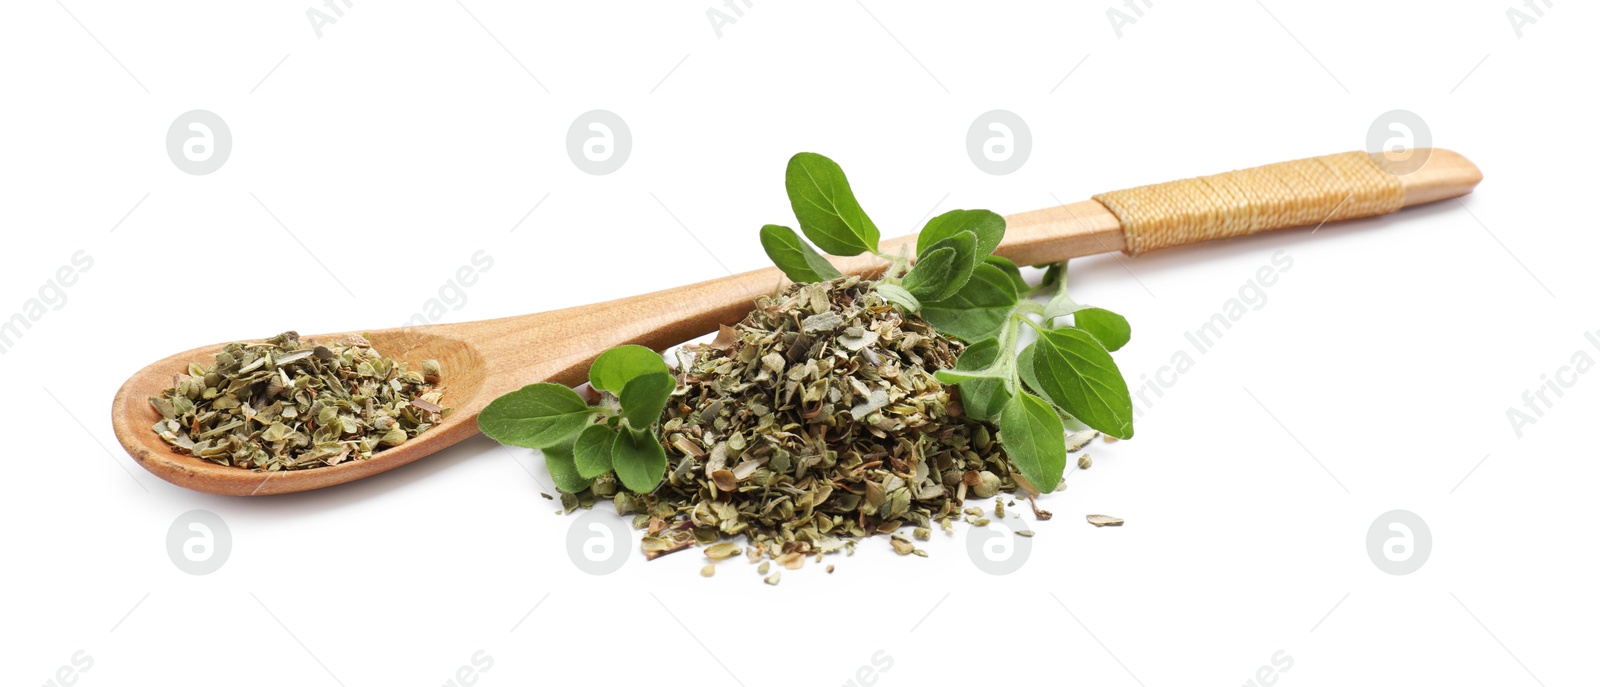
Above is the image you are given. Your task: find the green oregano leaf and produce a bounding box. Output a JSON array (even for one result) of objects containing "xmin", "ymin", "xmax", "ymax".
[
  {"xmin": 1039, "ymin": 262, "xmax": 1064, "ymax": 290},
  {"xmin": 1029, "ymin": 325, "xmax": 1135, "ymax": 439},
  {"xmin": 1016, "ymin": 343, "xmax": 1042, "ymax": 394},
  {"xmin": 904, "ymin": 246, "xmax": 956, "ymax": 297},
  {"xmin": 542, "ymin": 445, "xmax": 593, "ymax": 494},
  {"xmin": 785, "ymin": 152, "xmax": 880, "ymax": 256},
  {"xmin": 920, "ymin": 263, "xmax": 1019, "ymax": 342},
  {"xmin": 917, "ymin": 209, "xmax": 1004, "ymax": 259},
  {"xmin": 1072, "ymin": 307, "xmax": 1131, "ymax": 352},
  {"xmin": 618, "ymin": 371, "xmax": 675, "ymax": 429},
  {"xmin": 904, "ymin": 230, "xmax": 978, "ymax": 302},
  {"xmin": 589, "ymin": 345, "xmax": 669, "ymax": 396},
  {"xmin": 983, "ymin": 255, "xmax": 1029, "ymax": 296},
  {"xmin": 572, "ymin": 423, "xmax": 617, "ymax": 479},
  {"xmin": 998, "ymin": 392, "xmax": 1067, "ymax": 494},
  {"xmin": 611, "ymin": 426, "xmax": 668, "ymax": 492},
  {"xmin": 876, "ymin": 283, "xmax": 921, "ymax": 312},
  {"xmin": 478, "ymin": 383, "xmax": 596, "ymax": 449},
  {"xmin": 956, "ymin": 336, "xmax": 1003, "ymax": 368},
  {"xmin": 932, "ymin": 368, "xmax": 1001, "ymax": 385},
  {"xmin": 759, "ymin": 224, "xmax": 843, "ymax": 283},
  {"xmin": 936, "ymin": 337, "xmax": 1012, "ymax": 421}
]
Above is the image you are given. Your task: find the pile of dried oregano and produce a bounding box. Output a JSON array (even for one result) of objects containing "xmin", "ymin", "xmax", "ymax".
[
  {"xmin": 628, "ymin": 278, "xmax": 1028, "ymax": 560},
  {"xmin": 478, "ymin": 152, "xmax": 1132, "ymax": 581}
]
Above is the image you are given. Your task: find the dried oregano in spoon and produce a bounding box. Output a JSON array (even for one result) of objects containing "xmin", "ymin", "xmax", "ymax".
[
  {"xmin": 149, "ymin": 331, "xmax": 448, "ymax": 471},
  {"xmin": 478, "ymin": 152, "xmax": 1133, "ymax": 568}
]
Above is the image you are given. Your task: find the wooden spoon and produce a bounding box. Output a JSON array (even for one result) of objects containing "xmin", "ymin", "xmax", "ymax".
[{"xmin": 111, "ymin": 149, "xmax": 1482, "ymax": 495}]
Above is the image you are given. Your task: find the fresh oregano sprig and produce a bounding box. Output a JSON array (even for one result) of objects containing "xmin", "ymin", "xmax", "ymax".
[
  {"xmin": 759, "ymin": 152, "xmax": 1136, "ymax": 494},
  {"xmin": 478, "ymin": 345, "xmax": 673, "ymax": 493},
  {"xmin": 478, "ymin": 152, "xmax": 1136, "ymax": 498}
]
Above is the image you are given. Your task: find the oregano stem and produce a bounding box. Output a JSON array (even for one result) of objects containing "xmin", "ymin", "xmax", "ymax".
[
  {"xmin": 991, "ymin": 310, "xmax": 1028, "ymax": 388},
  {"xmin": 1053, "ymin": 260, "xmax": 1071, "ymax": 297}
]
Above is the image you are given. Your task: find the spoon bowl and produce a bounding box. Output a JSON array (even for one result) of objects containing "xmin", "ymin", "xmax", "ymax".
[{"xmin": 111, "ymin": 328, "xmax": 490, "ymax": 495}]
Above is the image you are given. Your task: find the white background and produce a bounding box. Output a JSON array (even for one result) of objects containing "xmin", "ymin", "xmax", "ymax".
[{"xmin": 3, "ymin": 1, "xmax": 1595, "ymax": 685}]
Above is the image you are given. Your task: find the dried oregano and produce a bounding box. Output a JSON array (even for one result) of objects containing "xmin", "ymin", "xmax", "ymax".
[
  {"xmin": 149, "ymin": 331, "xmax": 448, "ymax": 470},
  {"xmin": 632, "ymin": 276, "xmax": 1019, "ymax": 553}
]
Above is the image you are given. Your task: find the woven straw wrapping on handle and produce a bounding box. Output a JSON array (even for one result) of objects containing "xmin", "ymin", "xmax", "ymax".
[{"xmin": 1093, "ymin": 151, "xmax": 1405, "ymax": 256}]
